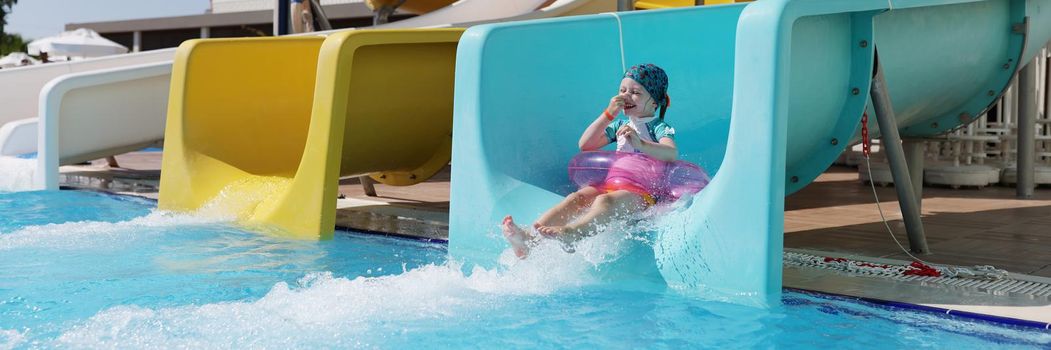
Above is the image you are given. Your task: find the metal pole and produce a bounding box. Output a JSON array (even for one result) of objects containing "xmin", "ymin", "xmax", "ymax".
[
  {"xmin": 1018, "ymin": 59, "xmax": 1037, "ymax": 198},
  {"xmin": 373, "ymin": 0, "xmax": 405, "ymax": 25},
  {"xmin": 903, "ymin": 138, "xmax": 925, "ymax": 213},
  {"xmin": 309, "ymin": 0, "xmax": 333, "ymax": 31},
  {"xmin": 870, "ymin": 51, "xmax": 930, "ymax": 254},
  {"xmin": 132, "ymin": 31, "xmax": 141, "ymax": 52},
  {"xmin": 617, "ymin": 0, "xmax": 636, "ymax": 11},
  {"xmin": 1045, "ymin": 50, "xmax": 1050, "ymax": 120},
  {"xmin": 273, "ymin": 0, "xmax": 290, "ymax": 36}
]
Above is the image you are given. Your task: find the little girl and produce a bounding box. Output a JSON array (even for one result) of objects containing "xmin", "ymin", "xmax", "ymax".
[{"xmin": 502, "ymin": 63, "xmax": 677, "ymax": 258}]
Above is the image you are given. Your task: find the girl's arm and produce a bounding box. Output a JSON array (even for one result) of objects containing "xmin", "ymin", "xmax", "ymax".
[
  {"xmin": 618, "ymin": 124, "xmax": 677, "ymax": 161},
  {"xmin": 579, "ymin": 114, "xmax": 612, "ymax": 151},
  {"xmin": 636, "ymin": 137, "xmax": 678, "ymax": 161},
  {"xmin": 579, "ymin": 96, "xmax": 624, "ymax": 150}
]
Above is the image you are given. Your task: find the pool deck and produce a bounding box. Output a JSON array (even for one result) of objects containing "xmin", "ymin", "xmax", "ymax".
[{"xmin": 59, "ymin": 151, "xmax": 1051, "ymax": 326}]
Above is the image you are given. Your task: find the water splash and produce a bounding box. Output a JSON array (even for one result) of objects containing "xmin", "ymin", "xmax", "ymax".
[
  {"xmin": 44, "ymin": 210, "xmax": 679, "ymax": 347},
  {"xmin": 0, "ymin": 329, "xmax": 26, "ymax": 350},
  {"xmin": 0, "ymin": 157, "xmax": 35, "ymax": 192},
  {"xmin": 195, "ymin": 177, "xmax": 292, "ymax": 221},
  {"xmin": 0, "ymin": 210, "xmax": 227, "ymax": 250},
  {"xmin": 2, "ymin": 194, "xmax": 1047, "ymax": 348},
  {"xmin": 52, "ymin": 238, "xmax": 627, "ymax": 348}
]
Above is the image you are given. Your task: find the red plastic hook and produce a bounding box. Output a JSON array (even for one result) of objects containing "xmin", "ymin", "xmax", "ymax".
[{"xmin": 861, "ymin": 112, "xmax": 871, "ymax": 157}]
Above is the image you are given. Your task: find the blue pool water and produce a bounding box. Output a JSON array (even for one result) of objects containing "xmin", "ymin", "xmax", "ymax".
[{"xmin": 1, "ymin": 190, "xmax": 1049, "ymax": 349}]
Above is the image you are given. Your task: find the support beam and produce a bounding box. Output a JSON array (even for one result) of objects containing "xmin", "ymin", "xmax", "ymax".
[
  {"xmin": 106, "ymin": 156, "xmax": 120, "ymax": 168},
  {"xmin": 132, "ymin": 31, "xmax": 141, "ymax": 52},
  {"xmin": 373, "ymin": 0, "xmax": 406, "ymax": 25},
  {"xmin": 273, "ymin": 0, "xmax": 290, "ymax": 36},
  {"xmin": 903, "ymin": 138, "xmax": 925, "ymax": 213},
  {"xmin": 617, "ymin": 0, "xmax": 635, "ymax": 11},
  {"xmin": 1045, "ymin": 50, "xmax": 1050, "ymax": 120},
  {"xmin": 310, "ymin": 0, "xmax": 332, "ymax": 31},
  {"xmin": 360, "ymin": 176, "xmax": 378, "ymax": 197},
  {"xmin": 870, "ymin": 52, "xmax": 930, "ymax": 254},
  {"xmin": 373, "ymin": 7, "xmax": 394, "ymax": 25},
  {"xmin": 1018, "ymin": 58, "xmax": 1037, "ymax": 199},
  {"xmin": 200, "ymin": 27, "xmax": 211, "ymax": 39}
]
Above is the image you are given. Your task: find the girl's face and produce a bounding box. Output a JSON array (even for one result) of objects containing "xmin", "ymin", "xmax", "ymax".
[{"xmin": 618, "ymin": 77, "xmax": 658, "ymax": 118}]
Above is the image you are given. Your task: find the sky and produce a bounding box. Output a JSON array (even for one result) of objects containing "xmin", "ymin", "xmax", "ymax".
[{"xmin": 6, "ymin": 0, "xmax": 212, "ymax": 40}]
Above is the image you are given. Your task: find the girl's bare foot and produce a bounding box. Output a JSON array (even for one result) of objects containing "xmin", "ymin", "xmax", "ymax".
[
  {"xmin": 536, "ymin": 225, "xmax": 564, "ymax": 238},
  {"xmin": 502, "ymin": 216, "xmax": 533, "ymax": 258},
  {"xmin": 536, "ymin": 225, "xmax": 579, "ymax": 253},
  {"xmin": 538, "ymin": 225, "xmax": 585, "ymax": 242}
]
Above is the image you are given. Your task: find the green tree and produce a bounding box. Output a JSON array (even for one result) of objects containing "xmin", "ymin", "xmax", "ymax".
[
  {"xmin": 0, "ymin": 32, "xmax": 26, "ymax": 56},
  {"xmin": 1, "ymin": 0, "xmax": 20, "ymax": 56}
]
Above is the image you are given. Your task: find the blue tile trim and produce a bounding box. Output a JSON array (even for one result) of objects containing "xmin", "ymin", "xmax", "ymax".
[{"xmin": 787, "ymin": 287, "xmax": 1051, "ymax": 330}]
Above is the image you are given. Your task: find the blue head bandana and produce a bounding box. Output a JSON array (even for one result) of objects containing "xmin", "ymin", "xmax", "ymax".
[{"xmin": 624, "ymin": 63, "xmax": 669, "ymax": 118}]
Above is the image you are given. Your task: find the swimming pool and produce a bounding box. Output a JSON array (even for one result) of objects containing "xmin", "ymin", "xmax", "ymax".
[{"xmin": 1, "ymin": 189, "xmax": 1049, "ymax": 348}]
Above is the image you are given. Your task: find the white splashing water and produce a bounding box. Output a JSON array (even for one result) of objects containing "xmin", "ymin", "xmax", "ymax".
[
  {"xmin": 0, "ymin": 157, "xmax": 35, "ymax": 192},
  {"xmin": 0, "ymin": 210, "xmax": 229, "ymax": 251},
  {"xmin": 0, "ymin": 329, "xmax": 26, "ymax": 350},
  {"xmin": 52, "ymin": 232, "xmax": 640, "ymax": 348},
  {"xmin": 3, "ymin": 187, "xmax": 663, "ymax": 347},
  {"xmin": 195, "ymin": 177, "xmax": 292, "ymax": 221},
  {"xmin": 0, "ymin": 176, "xmax": 292, "ymax": 250}
]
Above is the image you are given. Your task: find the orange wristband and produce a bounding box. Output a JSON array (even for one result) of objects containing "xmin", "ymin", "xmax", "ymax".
[{"xmin": 603, "ymin": 110, "xmax": 614, "ymax": 121}]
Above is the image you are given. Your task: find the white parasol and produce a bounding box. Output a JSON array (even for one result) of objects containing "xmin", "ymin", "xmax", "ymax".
[{"xmin": 27, "ymin": 28, "xmax": 129, "ymax": 58}]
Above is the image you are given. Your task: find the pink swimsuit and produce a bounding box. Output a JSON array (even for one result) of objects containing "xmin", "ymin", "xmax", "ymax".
[{"xmin": 603, "ymin": 152, "xmax": 667, "ymax": 205}]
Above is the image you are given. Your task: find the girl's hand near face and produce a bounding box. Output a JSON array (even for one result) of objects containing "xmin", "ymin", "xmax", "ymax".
[
  {"xmin": 606, "ymin": 95, "xmax": 626, "ymax": 116},
  {"xmin": 580, "ymin": 95, "xmax": 630, "ymax": 151}
]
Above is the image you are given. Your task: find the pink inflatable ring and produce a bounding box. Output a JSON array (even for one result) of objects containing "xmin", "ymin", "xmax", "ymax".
[{"xmin": 567, "ymin": 151, "xmax": 710, "ymax": 203}]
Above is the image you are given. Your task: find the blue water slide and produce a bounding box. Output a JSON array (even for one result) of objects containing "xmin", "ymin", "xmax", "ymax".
[{"xmin": 450, "ymin": 0, "xmax": 1051, "ymax": 306}]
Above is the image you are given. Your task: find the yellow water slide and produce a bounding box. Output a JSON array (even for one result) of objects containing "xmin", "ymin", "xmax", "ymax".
[{"xmin": 158, "ymin": 29, "xmax": 463, "ymax": 239}]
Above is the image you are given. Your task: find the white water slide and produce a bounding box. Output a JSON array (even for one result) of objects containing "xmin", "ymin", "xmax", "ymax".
[
  {"xmin": 0, "ymin": 49, "xmax": 174, "ymax": 158},
  {"xmin": 0, "ymin": 0, "xmax": 614, "ymax": 190}
]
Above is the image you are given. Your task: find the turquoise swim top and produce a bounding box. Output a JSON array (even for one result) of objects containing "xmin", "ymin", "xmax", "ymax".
[{"xmin": 604, "ymin": 117, "xmax": 676, "ymax": 147}]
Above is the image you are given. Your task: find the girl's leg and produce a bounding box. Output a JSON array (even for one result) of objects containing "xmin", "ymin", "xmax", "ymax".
[
  {"xmin": 502, "ymin": 186, "xmax": 602, "ymax": 259},
  {"xmin": 538, "ymin": 190, "xmax": 647, "ymax": 243},
  {"xmin": 533, "ymin": 186, "xmax": 602, "ymax": 229}
]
